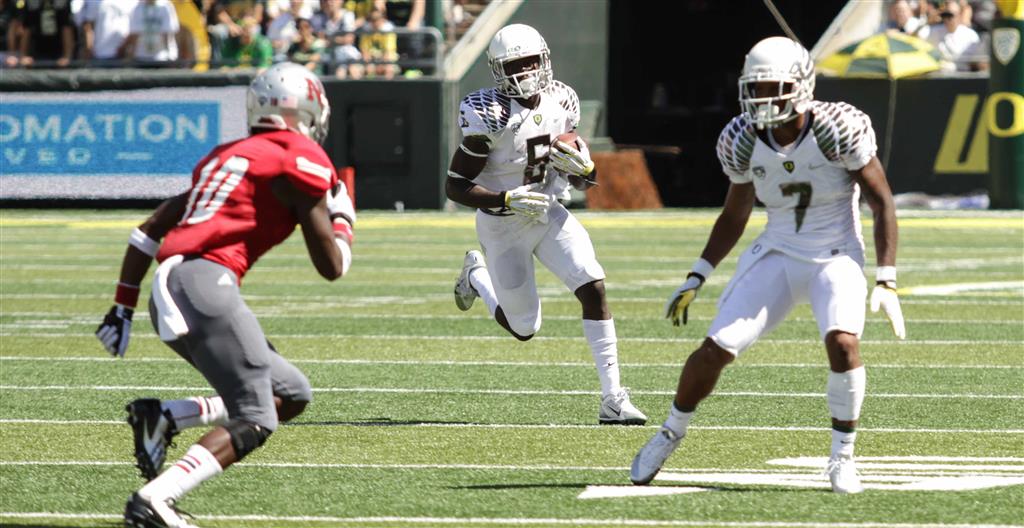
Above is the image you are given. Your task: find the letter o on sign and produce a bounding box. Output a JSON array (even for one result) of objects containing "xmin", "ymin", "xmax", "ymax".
[{"xmin": 986, "ymin": 91, "xmax": 1024, "ymax": 138}]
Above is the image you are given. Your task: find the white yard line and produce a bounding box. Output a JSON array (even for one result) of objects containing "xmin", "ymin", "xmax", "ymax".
[
  {"xmin": 0, "ymin": 385, "xmax": 1018, "ymax": 399},
  {"xmin": 2, "ymin": 356, "xmax": 1020, "ymax": 369},
  {"xmin": 1, "ymin": 419, "xmax": 1021, "ymax": 434},
  {"xmin": 0, "ymin": 512, "xmax": 1018, "ymax": 528},
  {"xmin": 0, "ymin": 332, "xmax": 1020, "ymax": 346}
]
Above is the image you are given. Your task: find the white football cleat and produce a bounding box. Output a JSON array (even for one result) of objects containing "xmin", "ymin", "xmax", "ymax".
[
  {"xmin": 124, "ymin": 492, "xmax": 198, "ymax": 528},
  {"xmin": 454, "ymin": 250, "xmax": 486, "ymax": 311},
  {"xmin": 630, "ymin": 427, "xmax": 683, "ymax": 485},
  {"xmin": 127, "ymin": 398, "xmax": 178, "ymax": 481},
  {"xmin": 599, "ymin": 388, "xmax": 647, "ymax": 425},
  {"xmin": 826, "ymin": 455, "xmax": 864, "ymax": 494}
]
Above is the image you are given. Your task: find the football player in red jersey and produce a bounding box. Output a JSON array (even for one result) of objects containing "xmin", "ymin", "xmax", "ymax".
[{"xmin": 95, "ymin": 62, "xmax": 354, "ymax": 528}]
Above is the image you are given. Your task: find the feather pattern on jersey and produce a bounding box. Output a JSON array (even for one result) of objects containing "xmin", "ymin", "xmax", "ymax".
[
  {"xmin": 716, "ymin": 114, "xmax": 757, "ymax": 177},
  {"xmin": 810, "ymin": 101, "xmax": 875, "ymax": 165},
  {"xmin": 463, "ymin": 89, "xmax": 512, "ymax": 133}
]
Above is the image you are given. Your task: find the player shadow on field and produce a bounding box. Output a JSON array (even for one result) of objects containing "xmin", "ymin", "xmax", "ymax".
[
  {"xmin": 287, "ymin": 418, "xmax": 477, "ymax": 427},
  {"xmin": 449, "ymin": 483, "xmax": 594, "ymax": 491},
  {"xmin": 2, "ymin": 523, "xmax": 120, "ymax": 528}
]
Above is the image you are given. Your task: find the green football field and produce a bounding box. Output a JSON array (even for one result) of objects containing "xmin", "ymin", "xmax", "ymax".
[{"xmin": 1, "ymin": 208, "xmax": 1021, "ymax": 528}]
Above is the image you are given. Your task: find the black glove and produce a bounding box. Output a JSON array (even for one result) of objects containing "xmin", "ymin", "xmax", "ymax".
[{"xmin": 96, "ymin": 304, "xmax": 133, "ymax": 357}]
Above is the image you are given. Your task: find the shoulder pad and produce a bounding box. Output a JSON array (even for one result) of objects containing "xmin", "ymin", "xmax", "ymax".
[
  {"xmin": 716, "ymin": 114, "xmax": 757, "ymax": 179},
  {"xmin": 810, "ymin": 101, "xmax": 876, "ymax": 167},
  {"xmin": 461, "ymin": 88, "xmax": 512, "ymax": 134},
  {"xmin": 548, "ymin": 80, "xmax": 580, "ymax": 124}
]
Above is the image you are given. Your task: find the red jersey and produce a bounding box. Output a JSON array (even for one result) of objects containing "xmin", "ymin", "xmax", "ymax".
[{"xmin": 158, "ymin": 130, "xmax": 338, "ymax": 281}]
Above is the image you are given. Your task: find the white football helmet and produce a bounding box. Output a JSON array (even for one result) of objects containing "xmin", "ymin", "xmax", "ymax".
[
  {"xmin": 487, "ymin": 24, "xmax": 552, "ymax": 99},
  {"xmin": 738, "ymin": 37, "xmax": 815, "ymax": 129},
  {"xmin": 247, "ymin": 62, "xmax": 331, "ymax": 143}
]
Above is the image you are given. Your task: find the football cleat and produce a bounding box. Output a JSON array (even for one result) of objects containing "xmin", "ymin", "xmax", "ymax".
[
  {"xmin": 124, "ymin": 492, "xmax": 198, "ymax": 528},
  {"xmin": 826, "ymin": 455, "xmax": 864, "ymax": 494},
  {"xmin": 599, "ymin": 388, "xmax": 647, "ymax": 426},
  {"xmin": 127, "ymin": 399, "xmax": 178, "ymax": 481},
  {"xmin": 454, "ymin": 250, "xmax": 486, "ymax": 311},
  {"xmin": 630, "ymin": 427, "xmax": 683, "ymax": 485}
]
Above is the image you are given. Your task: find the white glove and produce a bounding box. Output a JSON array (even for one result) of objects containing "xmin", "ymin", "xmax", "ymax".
[
  {"xmin": 327, "ymin": 182, "xmax": 356, "ymax": 225},
  {"xmin": 504, "ymin": 183, "xmax": 551, "ymax": 219},
  {"xmin": 549, "ymin": 140, "xmax": 595, "ymax": 177},
  {"xmin": 96, "ymin": 305, "xmax": 133, "ymax": 357},
  {"xmin": 870, "ymin": 282, "xmax": 906, "ymax": 339}
]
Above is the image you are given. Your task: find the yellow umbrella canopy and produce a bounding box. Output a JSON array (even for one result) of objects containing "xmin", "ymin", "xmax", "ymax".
[{"xmin": 818, "ymin": 32, "xmax": 943, "ymax": 79}]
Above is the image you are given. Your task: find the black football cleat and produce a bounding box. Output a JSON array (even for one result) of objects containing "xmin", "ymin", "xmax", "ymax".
[
  {"xmin": 124, "ymin": 492, "xmax": 197, "ymax": 528},
  {"xmin": 126, "ymin": 399, "xmax": 178, "ymax": 481}
]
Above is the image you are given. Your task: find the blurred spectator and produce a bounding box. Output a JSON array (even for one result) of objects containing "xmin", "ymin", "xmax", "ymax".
[
  {"xmin": 311, "ymin": 0, "xmax": 354, "ymax": 39},
  {"xmin": 926, "ymin": 0, "xmax": 983, "ymax": 71},
  {"xmin": 967, "ymin": 0, "xmax": 996, "ymax": 34},
  {"xmin": 287, "ymin": 17, "xmax": 325, "ymax": 72},
  {"xmin": 81, "ymin": 0, "xmax": 138, "ymax": 63},
  {"xmin": 266, "ymin": 0, "xmax": 305, "ymax": 56},
  {"xmin": 886, "ymin": 0, "xmax": 927, "ymax": 36},
  {"xmin": 123, "ymin": 0, "xmax": 181, "ymax": 66},
  {"xmin": 219, "ymin": 15, "xmax": 272, "ymax": 68},
  {"xmin": 13, "ymin": 0, "xmax": 76, "ymax": 68},
  {"xmin": 267, "ymin": 0, "xmax": 317, "ymax": 19},
  {"xmin": 385, "ymin": 0, "xmax": 424, "ymax": 65},
  {"xmin": 344, "ymin": 0, "xmax": 375, "ymax": 27},
  {"xmin": 358, "ymin": 6, "xmax": 398, "ymax": 78},
  {"xmin": 1, "ymin": 0, "xmax": 22, "ymax": 67},
  {"xmin": 207, "ymin": 0, "xmax": 265, "ymax": 63}
]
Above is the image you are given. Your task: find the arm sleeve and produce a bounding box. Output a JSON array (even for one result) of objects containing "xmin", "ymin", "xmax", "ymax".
[
  {"xmin": 281, "ymin": 144, "xmax": 338, "ymax": 197},
  {"xmin": 716, "ymin": 115, "xmax": 756, "ymax": 184}
]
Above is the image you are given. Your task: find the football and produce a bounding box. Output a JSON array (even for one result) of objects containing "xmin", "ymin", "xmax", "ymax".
[{"xmin": 552, "ymin": 131, "xmax": 579, "ymax": 151}]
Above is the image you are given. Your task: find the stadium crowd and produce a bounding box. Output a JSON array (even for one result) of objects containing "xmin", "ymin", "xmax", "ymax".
[
  {"xmin": 884, "ymin": 0, "xmax": 996, "ymax": 71},
  {"xmin": 0, "ymin": 0, "xmax": 475, "ymax": 77}
]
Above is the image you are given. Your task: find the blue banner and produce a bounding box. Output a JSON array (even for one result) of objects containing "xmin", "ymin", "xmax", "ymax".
[{"xmin": 0, "ymin": 102, "xmax": 220, "ymax": 175}]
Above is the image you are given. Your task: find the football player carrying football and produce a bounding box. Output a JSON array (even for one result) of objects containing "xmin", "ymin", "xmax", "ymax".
[
  {"xmin": 95, "ymin": 62, "xmax": 355, "ymax": 527},
  {"xmin": 446, "ymin": 24, "xmax": 646, "ymax": 426},
  {"xmin": 630, "ymin": 37, "xmax": 904, "ymax": 494}
]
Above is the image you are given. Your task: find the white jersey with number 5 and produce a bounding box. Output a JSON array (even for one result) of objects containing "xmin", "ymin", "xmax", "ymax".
[
  {"xmin": 458, "ymin": 80, "xmax": 580, "ymax": 195},
  {"xmin": 717, "ymin": 101, "xmax": 878, "ymax": 263}
]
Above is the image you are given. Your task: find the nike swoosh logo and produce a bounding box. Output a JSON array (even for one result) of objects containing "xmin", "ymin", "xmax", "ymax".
[
  {"xmin": 608, "ymin": 406, "xmax": 622, "ymax": 417},
  {"xmin": 809, "ymin": 162, "xmax": 827, "ymax": 170}
]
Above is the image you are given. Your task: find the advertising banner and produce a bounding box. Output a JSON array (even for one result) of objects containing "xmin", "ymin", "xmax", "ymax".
[{"xmin": 0, "ymin": 86, "xmax": 247, "ymax": 199}]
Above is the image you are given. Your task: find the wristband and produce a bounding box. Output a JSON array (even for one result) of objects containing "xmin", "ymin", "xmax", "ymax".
[
  {"xmin": 333, "ymin": 219, "xmax": 354, "ymax": 244},
  {"xmin": 690, "ymin": 258, "xmax": 714, "ymax": 281},
  {"xmin": 129, "ymin": 228, "xmax": 160, "ymax": 257},
  {"xmin": 876, "ymin": 266, "xmax": 897, "ymax": 283},
  {"xmin": 115, "ymin": 282, "xmax": 140, "ymax": 308}
]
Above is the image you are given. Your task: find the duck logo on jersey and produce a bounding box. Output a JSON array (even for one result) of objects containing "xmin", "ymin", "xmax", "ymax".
[
  {"xmin": 783, "ymin": 161, "xmax": 795, "ymax": 173},
  {"xmin": 533, "ymin": 114, "xmax": 542, "ymax": 125},
  {"xmin": 753, "ymin": 166, "xmax": 766, "ymax": 179}
]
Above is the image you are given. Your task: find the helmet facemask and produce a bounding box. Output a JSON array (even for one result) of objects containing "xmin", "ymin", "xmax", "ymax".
[
  {"xmin": 738, "ymin": 37, "xmax": 815, "ymax": 130},
  {"xmin": 490, "ymin": 51, "xmax": 552, "ymax": 99}
]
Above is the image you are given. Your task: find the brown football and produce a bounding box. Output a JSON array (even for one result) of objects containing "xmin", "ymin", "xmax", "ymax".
[{"xmin": 552, "ymin": 131, "xmax": 579, "ymax": 151}]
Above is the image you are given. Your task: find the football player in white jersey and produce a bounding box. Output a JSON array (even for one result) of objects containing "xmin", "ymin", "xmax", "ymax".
[
  {"xmin": 631, "ymin": 37, "xmax": 905, "ymax": 493},
  {"xmin": 446, "ymin": 23, "xmax": 646, "ymax": 426}
]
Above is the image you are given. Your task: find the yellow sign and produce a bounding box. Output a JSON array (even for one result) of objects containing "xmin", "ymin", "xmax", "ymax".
[
  {"xmin": 996, "ymin": 0, "xmax": 1024, "ymax": 19},
  {"xmin": 935, "ymin": 91, "xmax": 1024, "ymax": 173}
]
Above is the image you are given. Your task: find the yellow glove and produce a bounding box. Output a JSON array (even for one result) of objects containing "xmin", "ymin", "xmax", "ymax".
[{"xmin": 665, "ymin": 273, "xmax": 705, "ymax": 326}]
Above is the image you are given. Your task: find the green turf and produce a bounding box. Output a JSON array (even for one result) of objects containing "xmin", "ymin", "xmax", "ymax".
[{"xmin": 1, "ymin": 209, "xmax": 1022, "ymax": 527}]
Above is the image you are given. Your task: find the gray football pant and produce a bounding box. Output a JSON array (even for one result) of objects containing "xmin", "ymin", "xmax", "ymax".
[{"xmin": 148, "ymin": 258, "xmax": 312, "ymax": 431}]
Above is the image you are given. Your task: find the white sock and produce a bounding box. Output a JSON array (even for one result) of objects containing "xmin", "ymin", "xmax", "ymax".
[
  {"xmin": 583, "ymin": 319, "xmax": 621, "ymax": 397},
  {"xmin": 469, "ymin": 267, "xmax": 499, "ymax": 317},
  {"xmin": 162, "ymin": 396, "xmax": 228, "ymax": 429},
  {"xmin": 827, "ymin": 366, "xmax": 866, "ymax": 422},
  {"xmin": 663, "ymin": 403, "xmax": 693, "ymax": 438},
  {"xmin": 831, "ymin": 429, "xmax": 857, "ymax": 459},
  {"xmin": 139, "ymin": 444, "xmax": 223, "ymax": 502}
]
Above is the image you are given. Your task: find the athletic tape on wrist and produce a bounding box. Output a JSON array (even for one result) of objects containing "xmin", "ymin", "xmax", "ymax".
[
  {"xmin": 691, "ymin": 258, "xmax": 714, "ymax": 280},
  {"xmin": 128, "ymin": 228, "xmax": 160, "ymax": 257},
  {"xmin": 332, "ymin": 219, "xmax": 354, "ymax": 244},
  {"xmin": 876, "ymin": 266, "xmax": 897, "ymax": 283},
  {"xmin": 115, "ymin": 282, "xmax": 140, "ymax": 308}
]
